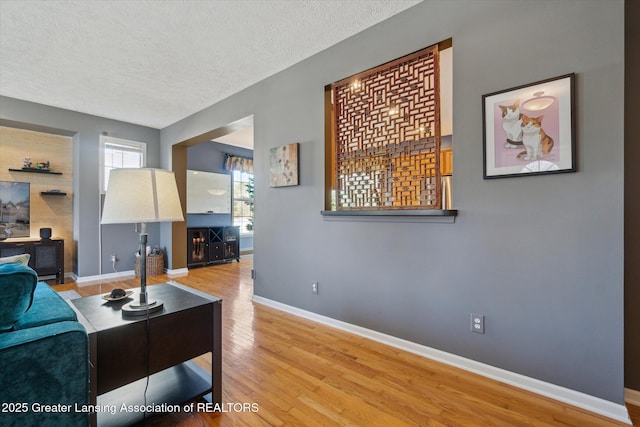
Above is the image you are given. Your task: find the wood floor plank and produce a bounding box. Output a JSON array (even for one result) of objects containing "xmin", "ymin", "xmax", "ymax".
[
  {"xmin": 628, "ymin": 404, "xmax": 640, "ymax": 426},
  {"xmin": 52, "ymin": 258, "xmax": 636, "ymax": 426}
]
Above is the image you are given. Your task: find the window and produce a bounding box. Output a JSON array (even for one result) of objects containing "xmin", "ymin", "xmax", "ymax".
[
  {"xmin": 100, "ymin": 136, "xmax": 146, "ymax": 193},
  {"xmin": 233, "ymin": 170, "xmax": 254, "ymax": 234}
]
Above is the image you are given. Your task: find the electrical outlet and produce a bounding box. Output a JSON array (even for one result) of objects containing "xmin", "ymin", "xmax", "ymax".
[
  {"xmin": 312, "ymin": 281, "xmax": 319, "ymax": 294},
  {"xmin": 471, "ymin": 313, "xmax": 485, "ymax": 334},
  {"xmin": 110, "ymin": 254, "xmax": 117, "ymax": 263}
]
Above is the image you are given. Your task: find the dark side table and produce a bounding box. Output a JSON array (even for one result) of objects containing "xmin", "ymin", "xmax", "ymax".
[{"xmin": 70, "ymin": 282, "xmax": 222, "ymax": 427}]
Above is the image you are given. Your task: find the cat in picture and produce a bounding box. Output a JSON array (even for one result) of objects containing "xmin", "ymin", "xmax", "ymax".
[
  {"xmin": 499, "ymin": 99, "xmax": 523, "ymax": 148},
  {"xmin": 517, "ymin": 114, "xmax": 554, "ymax": 161}
]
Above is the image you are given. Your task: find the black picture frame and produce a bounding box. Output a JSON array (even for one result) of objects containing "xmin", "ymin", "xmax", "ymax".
[{"xmin": 482, "ymin": 73, "xmax": 576, "ymax": 179}]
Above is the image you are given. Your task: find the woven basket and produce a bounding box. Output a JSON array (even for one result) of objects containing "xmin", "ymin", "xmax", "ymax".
[{"xmin": 135, "ymin": 254, "xmax": 164, "ymax": 277}]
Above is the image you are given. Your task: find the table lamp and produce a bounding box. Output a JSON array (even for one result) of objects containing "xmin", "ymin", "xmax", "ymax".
[{"xmin": 101, "ymin": 168, "xmax": 184, "ymax": 315}]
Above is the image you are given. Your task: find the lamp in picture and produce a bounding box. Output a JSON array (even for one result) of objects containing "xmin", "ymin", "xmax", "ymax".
[
  {"xmin": 522, "ymin": 91, "xmax": 556, "ymax": 111},
  {"xmin": 101, "ymin": 168, "xmax": 184, "ymax": 315}
]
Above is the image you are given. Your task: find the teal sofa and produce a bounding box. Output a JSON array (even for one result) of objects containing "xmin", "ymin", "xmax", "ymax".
[{"xmin": 0, "ymin": 262, "xmax": 89, "ymax": 427}]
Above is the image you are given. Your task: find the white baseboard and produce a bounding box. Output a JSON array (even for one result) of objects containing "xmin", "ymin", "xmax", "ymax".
[
  {"xmin": 166, "ymin": 267, "xmax": 189, "ymax": 277},
  {"xmin": 252, "ymin": 295, "xmax": 631, "ymax": 424},
  {"xmin": 626, "ymin": 388, "xmax": 640, "ymax": 406},
  {"xmin": 75, "ymin": 270, "xmax": 135, "ymax": 286},
  {"xmin": 73, "ymin": 267, "xmax": 187, "ymax": 285}
]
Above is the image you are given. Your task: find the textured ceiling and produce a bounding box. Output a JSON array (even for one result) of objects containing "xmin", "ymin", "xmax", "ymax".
[{"xmin": 0, "ymin": 0, "xmax": 421, "ymax": 130}]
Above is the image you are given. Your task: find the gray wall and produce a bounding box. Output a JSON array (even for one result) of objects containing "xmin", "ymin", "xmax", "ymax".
[
  {"xmin": 0, "ymin": 97, "xmax": 161, "ymax": 276},
  {"xmin": 162, "ymin": 0, "xmax": 625, "ymax": 403}
]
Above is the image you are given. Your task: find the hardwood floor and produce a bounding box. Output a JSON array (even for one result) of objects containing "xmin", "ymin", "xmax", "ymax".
[
  {"xmin": 629, "ymin": 404, "xmax": 640, "ymax": 426},
  {"xmin": 56, "ymin": 258, "xmax": 639, "ymax": 426}
]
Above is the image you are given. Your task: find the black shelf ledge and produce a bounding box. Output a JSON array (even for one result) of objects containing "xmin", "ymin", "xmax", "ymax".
[
  {"xmin": 321, "ymin": 209, "xmax": 457, "ymax": 217},
  {"xmin": 321, "ymin": 209, "xmax": 458, "ymax": 223},
  {"xmin": 41, "ymin": 191, "xmax": 67, "ymax": 196},
  {"xmin": 9, "ymin": 168, "xmax": 62, "ymax": 175}
]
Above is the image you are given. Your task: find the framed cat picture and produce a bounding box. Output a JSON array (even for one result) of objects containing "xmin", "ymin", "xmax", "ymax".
[{"xmin": 482, "ymin": 73, "xmax": 576, "ymax": 179}]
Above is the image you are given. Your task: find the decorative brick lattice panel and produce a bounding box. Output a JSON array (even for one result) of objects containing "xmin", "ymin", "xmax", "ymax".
[{"xmin": 332, "ymin": 45, "xmax": 441, "ymax": 209}]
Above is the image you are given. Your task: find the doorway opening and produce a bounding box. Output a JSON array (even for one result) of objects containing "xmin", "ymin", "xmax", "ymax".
[{"xmin": 170, "ymin": 115, "xmax": 254, "ymax": 270}]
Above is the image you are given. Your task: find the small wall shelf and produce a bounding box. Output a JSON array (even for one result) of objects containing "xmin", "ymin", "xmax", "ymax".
[
  {"xmin": 41, "ymin": 191, "xmax": 67, "ymax": 196},
  {"xmin": 321, "ymin": 209, "xmax": 457, "ymax": 217},
  {"xmin": 321, "ymin": 209, "xmax": 458, "ymax": 223},
  {"xmin": 9, "ymin": 168, "xmax": 62, "ymax": 175}
]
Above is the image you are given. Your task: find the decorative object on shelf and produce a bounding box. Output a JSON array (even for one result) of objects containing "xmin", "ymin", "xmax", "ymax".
[
  {"xmin": 269, "ymin": 142, "xmax": 299, "ymax": 187},
  {"xmin": 101, "ymin": 168, "xmax": 183, "ymax": 316},
  {"xmin": 40, "ymin": 227, "xmax": 52, "ymax": 239},
  {"xmin": 20, "ymin": 158, "xmax": 50, "ymax": 171},
  {"xmin": 482, "ymin": 73, "xmax": 576, "ymax": 179},
  {"xmin": 35, "ymin": 161, "xmax": 50, "ymax": 170}
]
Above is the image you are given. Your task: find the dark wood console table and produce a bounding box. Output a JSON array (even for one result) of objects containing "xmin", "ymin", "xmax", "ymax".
[
  {"xmin": 187, "ymin": 226, "xmax": 240, "ymax": 268},
  {"xmin": 70, "ymin": 282, "xmax": 222, "ymax": 427},
  {"xmin": 0, "ymin": 238, "xmax": 64, "ymax": 283}
]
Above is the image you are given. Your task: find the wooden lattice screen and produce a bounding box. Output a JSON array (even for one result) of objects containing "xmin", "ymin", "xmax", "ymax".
[{"xmin": 331, "ymin": 45, "xmax": 441, "ymax": 210}]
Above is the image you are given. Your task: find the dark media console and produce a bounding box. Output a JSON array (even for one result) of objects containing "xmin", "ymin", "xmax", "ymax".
[
  {"xmin": 0, "ymin": 238, "xmax": 64, "ymax": 284},
  {"xmin": 187, "ymin": 226, "xmax": 240, "ymax": 268}
]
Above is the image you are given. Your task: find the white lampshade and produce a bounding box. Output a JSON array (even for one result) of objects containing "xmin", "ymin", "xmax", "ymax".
[{"xmin": 101, "ymin": 168, "xmax": 184, "ymax": 224}]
